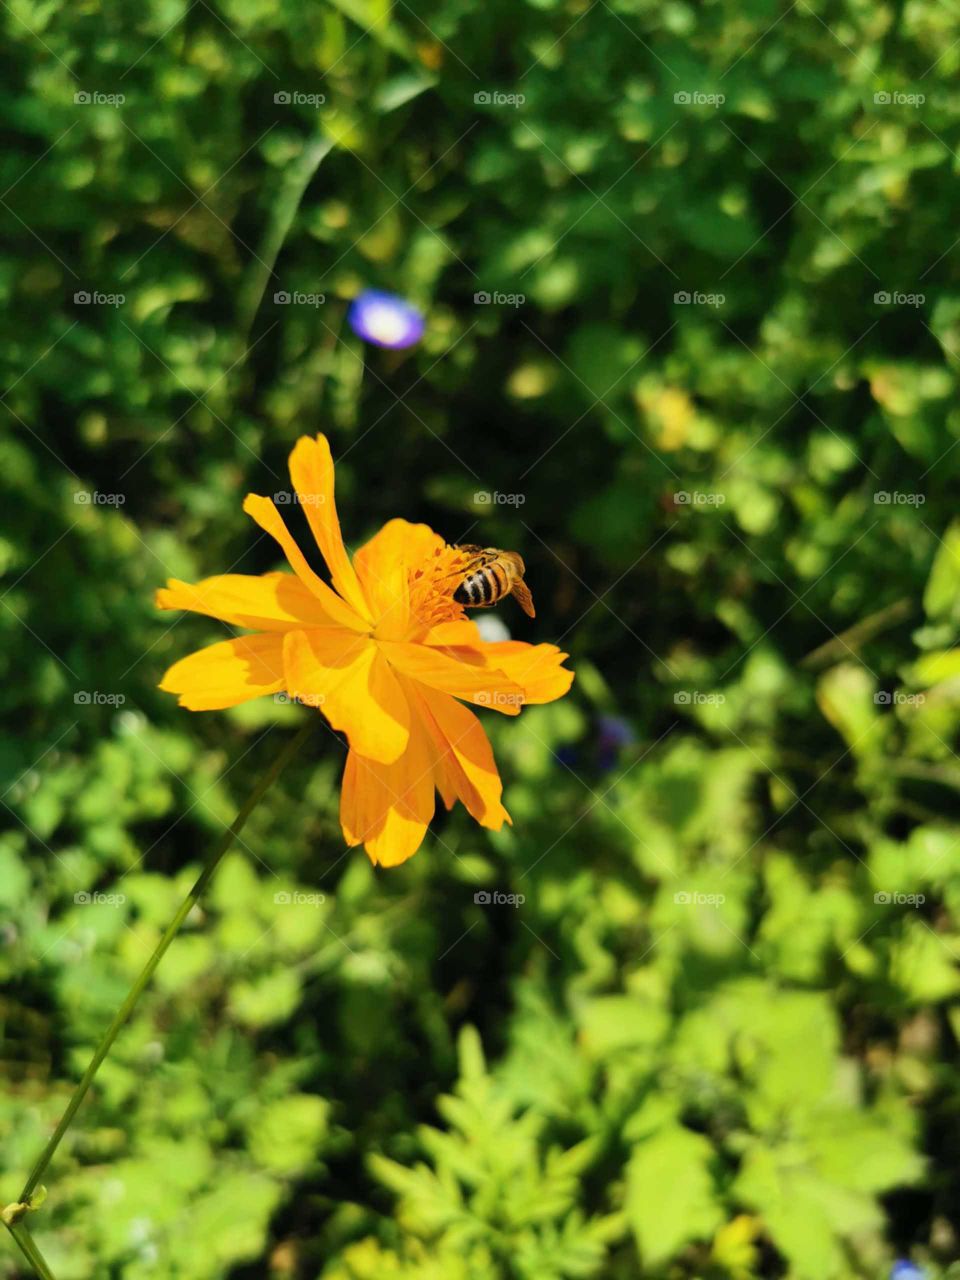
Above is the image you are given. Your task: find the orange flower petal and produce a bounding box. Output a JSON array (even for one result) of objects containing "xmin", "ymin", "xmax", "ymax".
[
  {"xmin": 423, "ymin": 626, "xmax": 574, "ymax": 703},
  {"xmin": 378, "ymin": 640, "xmax": 525, "ymax": 714},
  {"xmin": 354, "ymin": 518, "xmax": 444, "ymax": 634},
  {"xmin": 422, "ymin": 619, "xmax": 484, "ymax": 647},
  {"xmin": 158, "ymin": 634, "xmax": 285, "ymax": 710},
  {"xmin": 412, "ymin": 684, "xmax": 510, "ymax": 830},
  {"xmin": 155, "ymin": 572, "xmax": 338, "ymax": 631},
  {"xmin": 340, "ymin": 725, "xmax": 435, "ymax": 867},
  {"xmin": 356, "ymin": 519, "xmax": 446, "ymax": 576},
  {"xmin": 242, "ymin": 494, "xmax": 368, "ymax": 633},
  {"xmin": 451, "ymin": 640, "xmax": 575, "ymax": 705},
  {"xmin": 283, "ymin": 628, "xmax": 409, "ymax": 764},
  {"xmin": 288, "ymin": 435, "xmax": 372, "ymax": 622}
]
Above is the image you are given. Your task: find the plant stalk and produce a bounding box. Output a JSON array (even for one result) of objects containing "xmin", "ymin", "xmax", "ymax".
[
  {"xmin": 238, "ymin": 134, "xmax": 334, "ymax": 339},
  {"xmin": 18, "ymin": 718, "xmax": 315, "ymax": 1205},
  {"xmin": 5, "ymin": 1222, "xmax": 57, "ymax": 1280}
]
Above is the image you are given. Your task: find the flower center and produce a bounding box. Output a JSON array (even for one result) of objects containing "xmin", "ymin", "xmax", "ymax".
[{"xmin": 407, "ymin": 543, "xmax": 473, "ymax": 635}]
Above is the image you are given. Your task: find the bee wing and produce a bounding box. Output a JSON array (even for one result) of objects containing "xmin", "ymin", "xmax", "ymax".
[{"xmin": 511, "ymin": 577, "xmax": 536, "ymax": 618}]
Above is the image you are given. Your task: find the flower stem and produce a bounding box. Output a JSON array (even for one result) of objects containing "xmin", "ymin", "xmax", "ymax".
[
  {"xmin": 5, "ymin": 1222, "xmax": 56, "ymax": 1280},
  {"xmin": 18, "ymin": 719, "xmax": 316, "ymax": 1206},
  {"xmin": 237, "ymin": 134, "xmax": 333, "ymax": 339}
]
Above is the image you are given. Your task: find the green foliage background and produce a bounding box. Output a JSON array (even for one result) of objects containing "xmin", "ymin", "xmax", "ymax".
[{"xmin": 4, "ymin": 0, "xmax": 960, "ymax": 1276}]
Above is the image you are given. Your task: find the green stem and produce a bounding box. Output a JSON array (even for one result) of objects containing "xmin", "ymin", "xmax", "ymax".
[
  {"xmin": 237, "ymin": 134, "xmax": 334, "ymax": 340},
  {"xmin": 18, "ymin": 719, "xmax": 316, "ymax": 1205},
  {"xmin": 5, "ymin": 1222, "xmax": 56, "ymax": 1280},
  {"xmin": 799, "ymin": 596, "xmax": 914, "ymax": 670}
]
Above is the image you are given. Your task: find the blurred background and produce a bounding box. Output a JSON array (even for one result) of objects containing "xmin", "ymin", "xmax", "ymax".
[{"xmin": 4, "ymin": 1, "xmax": 960, "ymax": 1277}]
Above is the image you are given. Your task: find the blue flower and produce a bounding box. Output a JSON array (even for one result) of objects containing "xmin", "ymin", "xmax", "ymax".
[
  {"xmin": 597, "ymin": 714, "xmax": 636, "ymax": 770},
  {"xmin": 347, "ymin": 289, "xmax": 425, "ymax": 349},
  {"xmin": 891, "ymin": 1260, "xmax": 925, "ymax": 1280}
]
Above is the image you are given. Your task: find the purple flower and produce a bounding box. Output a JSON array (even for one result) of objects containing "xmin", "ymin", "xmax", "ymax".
[
  {"xmin": 598, "ymin": 714, "xmax": 636, "ymax": 770},
  {"xmin": 891, "ymin": 1262, "xmax": 925, "ymax": 1280},
  {"xmin": 347, "ymin": 290, "xmax": 424, "ymax": 349}
]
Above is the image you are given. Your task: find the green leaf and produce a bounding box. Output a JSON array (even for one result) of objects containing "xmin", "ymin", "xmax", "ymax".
[
  {"xmin": 248, "ymin": 1094, "xmax": 330, "ymax": 1175},
  {"xmin": 373, "ymin": 73, "xmax": 437, "ymax": 113},
  {"xmin": 626, "ymin": 1126, "xmax": 723, "ymax": 1267},
  {"xmin": 576, "ymin": 995, "xmax": 670, "ymax": 1057},
  {"xmin": 924, "ymin": 520, "xmax": 960, "ymax": 622}
]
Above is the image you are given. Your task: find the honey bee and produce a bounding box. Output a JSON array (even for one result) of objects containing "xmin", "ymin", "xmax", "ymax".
[{"xmin": 452, "ymin": 545, "xmax": 535, "ymax": 618}]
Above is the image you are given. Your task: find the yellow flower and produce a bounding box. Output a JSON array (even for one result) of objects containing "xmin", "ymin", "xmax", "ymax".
[{"xmin": 156, "ymin": 435, "xmax": 574, "ymax": 867}]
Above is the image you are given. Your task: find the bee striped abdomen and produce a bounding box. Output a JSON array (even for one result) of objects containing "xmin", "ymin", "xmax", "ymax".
[
  {"xmin": 451, "ymin": 546, "xmax": 534, "ymax": 617},
  {"xmin": 454, "ymin": 566, "xmax": 502, "ymax": 607}
]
